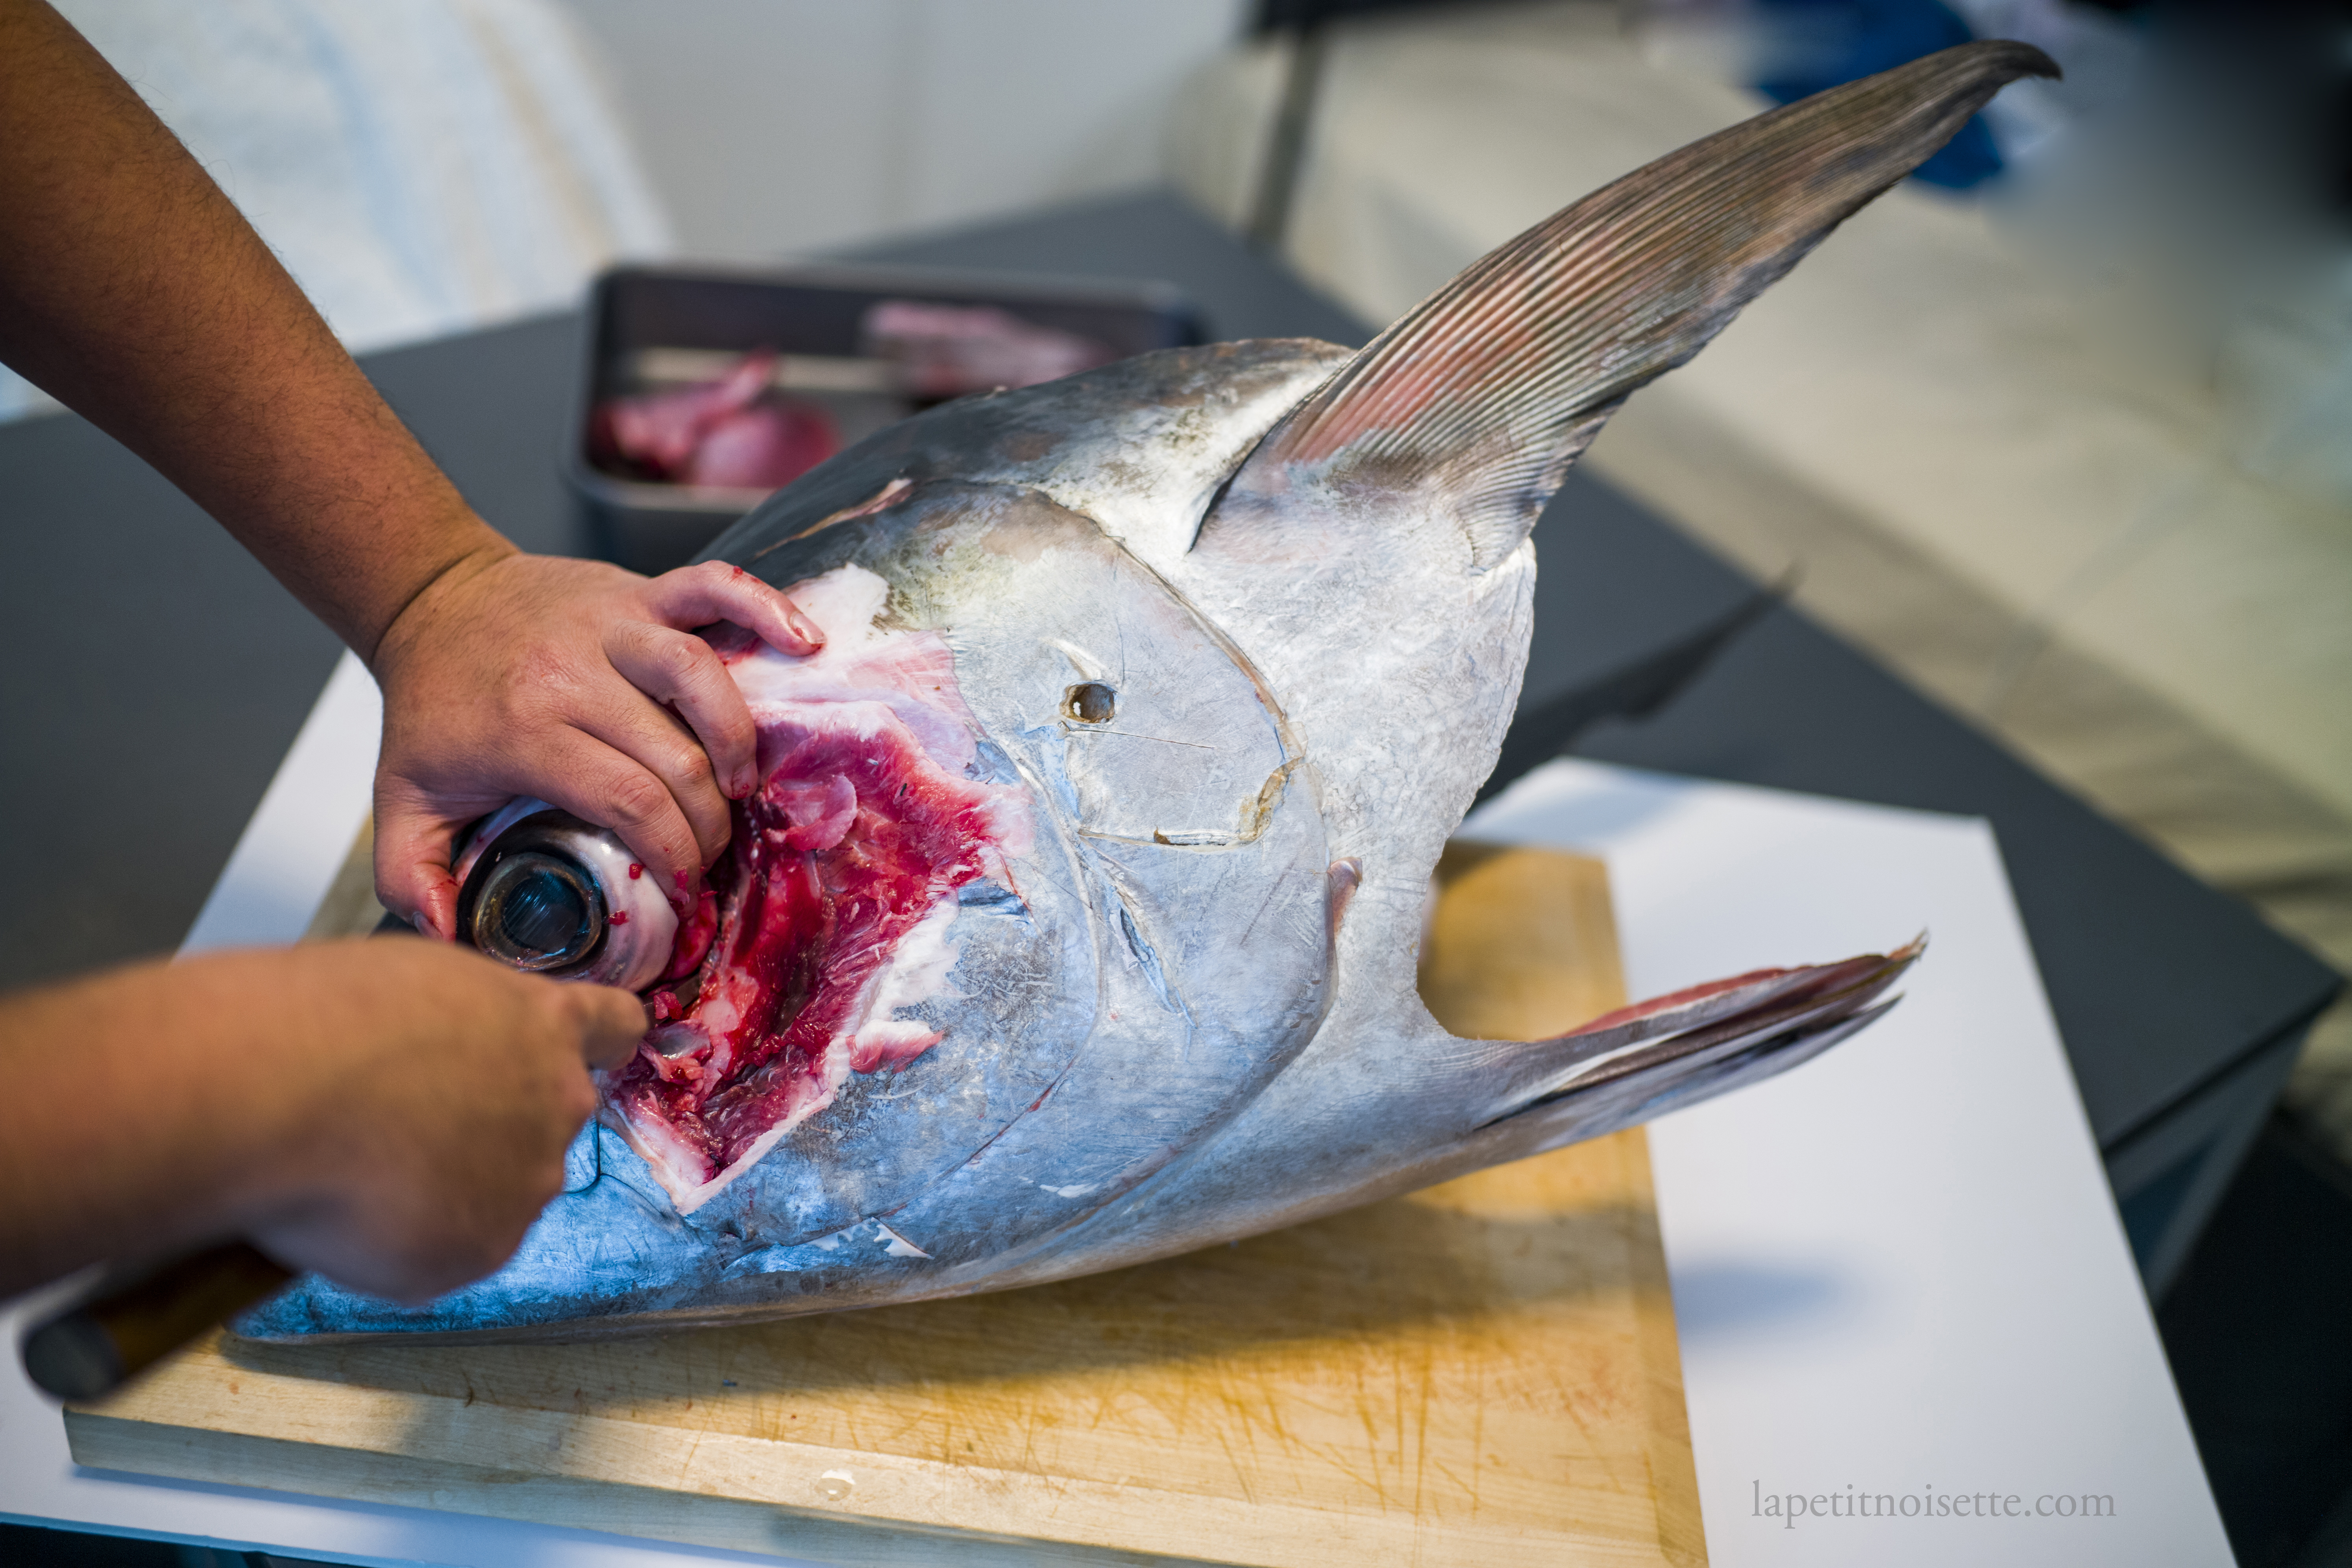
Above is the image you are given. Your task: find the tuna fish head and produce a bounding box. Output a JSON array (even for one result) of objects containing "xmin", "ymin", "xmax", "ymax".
[{"xmin": 247, "ymin": 42, "xmax": 2049, "ymax": 1341}]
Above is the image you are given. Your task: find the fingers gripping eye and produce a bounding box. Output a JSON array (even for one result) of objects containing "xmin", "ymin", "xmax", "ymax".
[
  {"xmin": 606, "ymin": 623, "xmax": 758, "ymax": 805},
  {"xmin": 646, "ymin": 561, "xmax": 823, "ymax": 654}
]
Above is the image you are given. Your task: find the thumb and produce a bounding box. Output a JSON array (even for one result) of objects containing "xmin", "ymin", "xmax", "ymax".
[
  {"xmin": 373, "ymin": 791, "xmax": 465, "ymax": 940},
  {"xmin": 567, "ymin": 984, "xmax": 650, "ymax": 1069}
]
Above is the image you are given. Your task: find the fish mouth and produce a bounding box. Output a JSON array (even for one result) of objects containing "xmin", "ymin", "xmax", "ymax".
[{"xmin": 599, "ymin": 566, "xmax": 1031, "ymax": 1213}]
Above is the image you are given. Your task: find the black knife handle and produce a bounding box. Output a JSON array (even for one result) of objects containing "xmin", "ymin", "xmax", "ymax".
[{"xmin": 20, "ymin": 1240, "xmax": 295, "ymax": 1400}]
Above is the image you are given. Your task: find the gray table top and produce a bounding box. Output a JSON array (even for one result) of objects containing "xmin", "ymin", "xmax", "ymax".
[{"xmin": 0, "ymin": 190, "xmax": 2335, "ymax": 1157}]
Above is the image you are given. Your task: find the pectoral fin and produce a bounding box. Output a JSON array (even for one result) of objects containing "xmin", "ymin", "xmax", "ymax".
[
  {"xmin": 1215, "ymin": 41, "xmax": 2058, "ymax": 568},
  {"xmin": 1474, "ymin": 939, "xmax": 1924, "ymax": 1133}
]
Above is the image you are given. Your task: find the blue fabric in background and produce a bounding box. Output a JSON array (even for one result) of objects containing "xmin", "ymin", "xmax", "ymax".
[{"xmin": 1753, "ymin": 0, "xmax": 2005, "ymax": 188}]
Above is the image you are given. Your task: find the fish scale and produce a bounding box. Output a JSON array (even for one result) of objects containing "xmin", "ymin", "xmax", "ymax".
[{"xmin": 246, "ymin": 41, "xmax": 2054, "ymax": 1341}]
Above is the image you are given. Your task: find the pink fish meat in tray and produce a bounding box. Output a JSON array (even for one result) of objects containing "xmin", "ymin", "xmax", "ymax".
[
  {"xmin": 588, "ymin": 307, "xmax": 1118, "ymax": 493},
  {"xmin": 246, "ymin": 43, "xmax": 2051, "ymax": 1341}
]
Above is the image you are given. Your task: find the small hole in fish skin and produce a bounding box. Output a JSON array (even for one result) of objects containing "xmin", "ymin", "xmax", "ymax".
[{"xmin": 1063, "ymin": 682, "xmax": 1116, "ymax": 724}]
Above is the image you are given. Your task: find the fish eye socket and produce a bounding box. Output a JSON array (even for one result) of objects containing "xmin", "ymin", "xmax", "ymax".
[
  {"xmin": 470, "ymin": 851, "xmax": 604, "ymax": 972},
  {"xmin": 1063, "ymin": 682, "xmax": 1117, "ymax": 724}
]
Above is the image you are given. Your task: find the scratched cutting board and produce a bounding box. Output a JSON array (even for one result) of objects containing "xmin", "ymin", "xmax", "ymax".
[{"xmin": 68, "ymin": 842, "xmax": 1703, "ymax": 1568}]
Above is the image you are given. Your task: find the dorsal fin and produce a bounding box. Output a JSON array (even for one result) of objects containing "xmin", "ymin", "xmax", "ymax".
[{"xmin": 1214, "ymin": 40, "xmax": 2058, "ymax": 568}]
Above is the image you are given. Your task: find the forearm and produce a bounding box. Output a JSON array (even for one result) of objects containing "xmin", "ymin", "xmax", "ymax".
[
  {"xmin": 0, "ymin": 2, "xmax": 834, "ymax": 933},
  {"xmin": 0, "ymin": 0, "xmax": 510, "ymax": 662},
  {"xmin": 0, "ymin": 943, "xmax": 637, "ymax": 1303},
  {"xmin": 0, "ymin": 954, "xmax": 319, "ymax": 1297}
]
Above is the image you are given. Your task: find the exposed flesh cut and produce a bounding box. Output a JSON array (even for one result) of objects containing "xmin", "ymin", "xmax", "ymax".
[{"xmin": 603, "ymin": 565, "xmax": 1030, "ymax": 1212}]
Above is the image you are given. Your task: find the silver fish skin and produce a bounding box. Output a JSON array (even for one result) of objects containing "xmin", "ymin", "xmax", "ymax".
[{"xmin": 246, "ymin": 42, "xmax": 2051, "ymax": 1341}]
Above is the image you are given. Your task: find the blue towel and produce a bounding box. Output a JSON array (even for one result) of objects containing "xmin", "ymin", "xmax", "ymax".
[{"xmin": 1752, "ymin": 0, "xmax": 2005, "ymax": 189}]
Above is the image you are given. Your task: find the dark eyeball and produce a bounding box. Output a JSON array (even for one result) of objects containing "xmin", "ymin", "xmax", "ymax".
[
  {"xmin": 1063, "ymin": 682, "xmax": 1116, "ymax": 724},
  {"xmin": 453, "ymin": 807, "xmax": 679, "ymax": 990},
  {"xmin": 470, "ymin": 851, "xmax": 602, "ymax": 972}
]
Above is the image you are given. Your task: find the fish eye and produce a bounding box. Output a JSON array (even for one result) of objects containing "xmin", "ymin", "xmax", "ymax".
[
  {"xmin": 1063, "ymin": 682, "xmax": 1117, "ymax": 724},
  {"xmin": 469, "ymin": 851, "xmax": 604, "ymax": 972}
]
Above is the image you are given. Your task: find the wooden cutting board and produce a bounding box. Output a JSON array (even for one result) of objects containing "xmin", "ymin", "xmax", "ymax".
[{"xmin": 68, "ymin": 843, "xmax": 1703, "ymax": 1568}]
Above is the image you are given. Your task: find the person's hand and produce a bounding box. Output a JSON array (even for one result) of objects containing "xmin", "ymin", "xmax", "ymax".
[
  {"xmin": 368, "ymin": 547, "xmax": 823, "ymax": 939},
  {"xmin": 1, "ymin": 3, "xmax": 827, "ymax": 938},
  {"xmin": 0, "ymin": 940, "xmax": 647, "ymax": 1303},
  {"xmin": 238, "ymin": 940, "xmax": 646, "ymax": 1300}
]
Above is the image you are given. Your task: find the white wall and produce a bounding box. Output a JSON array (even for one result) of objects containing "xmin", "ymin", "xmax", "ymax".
[{"xmin": 562, "ymin": 0, "xmax": 1251, "ymax": 263}]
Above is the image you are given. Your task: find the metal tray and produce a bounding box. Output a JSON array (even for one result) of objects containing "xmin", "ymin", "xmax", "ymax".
[{"xmin": 566, "ymin": 263, "xmax": 1205, "ymax": 574}]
